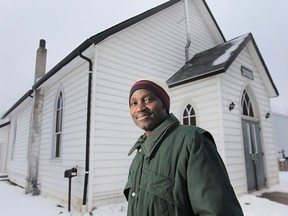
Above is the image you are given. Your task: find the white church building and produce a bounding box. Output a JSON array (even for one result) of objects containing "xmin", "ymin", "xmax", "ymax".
[{"xmin": 0, "ymin": 0, "xmax": 279, "ymax": 212}]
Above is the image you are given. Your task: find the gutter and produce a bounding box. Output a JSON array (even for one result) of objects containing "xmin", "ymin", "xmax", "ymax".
[
  {"xmin": 0, "ymin": 121, "xmax": 10, "ymax": 128},
  {"xmin": 78, "ymin": 52, "xmax": 93, "ymax": 206}
]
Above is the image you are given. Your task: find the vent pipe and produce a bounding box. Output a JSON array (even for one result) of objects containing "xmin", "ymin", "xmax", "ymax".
[
  {"xmin": 34, "ymin": 39, "xmax": 47, "ymax": 83},
  {"xmin": 184, "ymin": 0, "xmax": 191, "ymax": 65}
]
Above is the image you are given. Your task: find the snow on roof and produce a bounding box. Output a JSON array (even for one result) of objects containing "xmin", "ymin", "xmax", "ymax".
[
  {"xmin": 167, "ymin": 34, "xmax": 251, "ymax": 87},
  {"xmin": 212, "ymin": 34, "xmax": 248, "ymax": 66}
]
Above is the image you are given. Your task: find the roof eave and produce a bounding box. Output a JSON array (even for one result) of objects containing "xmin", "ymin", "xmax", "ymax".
[
  {"xmin": 0, "ymin": 121, "xmax": 10, "ymax": 128},
  {"xmin": 168, "ymin": 68, "xmax": 225, "ymax": 88},
  {"xmin": 249, "ymin": 35, "xmax": 279, "ymax": 97},
  {"xmin": 33, "ymin": 0, "xmax": 181, "ymax": 90},
  {"xmin": 1, "ymin": 89, "xmax": 34, "ymax": 119}
]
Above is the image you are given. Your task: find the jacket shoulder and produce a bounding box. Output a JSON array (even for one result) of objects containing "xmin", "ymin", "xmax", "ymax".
[{"xmin": 176, "ymin": 125, "xmax": 216, "ymax": 147}]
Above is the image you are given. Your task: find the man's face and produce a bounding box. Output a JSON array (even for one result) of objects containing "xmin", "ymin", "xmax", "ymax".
[{"xmin": 129, "ymin": 89, "xmax": 168, "ymax": 135}]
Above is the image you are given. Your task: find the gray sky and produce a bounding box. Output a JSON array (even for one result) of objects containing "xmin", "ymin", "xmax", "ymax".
[{"xmin": 1, "ymin": 0, "xmax": 287, "ymax": 116}]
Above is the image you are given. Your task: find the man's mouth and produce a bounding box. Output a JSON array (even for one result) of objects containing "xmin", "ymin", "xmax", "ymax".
[{"xmin": 136, "ymin": 113, "xmax": 152, "ymax": 120}]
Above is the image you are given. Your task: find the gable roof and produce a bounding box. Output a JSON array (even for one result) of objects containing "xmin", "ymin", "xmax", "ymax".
[
  {"xmin": 32, "ymin": 0, "xmax": 185, "ymax": 90},
  {"xmin": 167, "ymin": 33, "xmax": 279, "ymax": 97},
  {"xmin": 32, "ymin": 0, "xmax": 224, "ymax": 90},
  {"xmin": 1, "ymin": 0, "xmax": 225, "ymax": 119},
  {"xmin": 1, "ymin": 1, "xmax": 178, "ymax": 120}
]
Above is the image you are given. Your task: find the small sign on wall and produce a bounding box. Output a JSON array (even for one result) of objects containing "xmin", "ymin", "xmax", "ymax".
[{"xmin": 241, "ymin": 66, "xmax": 254, "ymax": 80}]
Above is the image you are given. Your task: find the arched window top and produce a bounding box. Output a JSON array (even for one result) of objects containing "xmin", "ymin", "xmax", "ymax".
[
  {"xmin": 57, "ymin": 91, "xmax": 63, "ymax": 110},
  {"xmin": 241, "ymin": 89, "xmax": 254, "ymax": 117},
  {"xmin": 183, "ymin": 104, "xmax": 196, "ymax": 125},
  {"xmin": 54, "ymin": 90, "xmax": 64, "ymax": 158}
]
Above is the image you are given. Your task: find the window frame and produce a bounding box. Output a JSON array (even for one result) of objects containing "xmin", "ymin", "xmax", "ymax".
[
  {"xmin": 53, "ymin": 90, "xmax": 64, "ymax": 159},
  {"xmin": 182, "ymin": 104, "xmax": 196, "ymax": 126},
  {"xmin": 241, "ymin": 89, "xmax": 254, "ymax": 117}
]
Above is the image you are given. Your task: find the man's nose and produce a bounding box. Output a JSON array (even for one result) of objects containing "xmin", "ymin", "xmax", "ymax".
[{"xmin": 136, "ymin": 101, "xmax": 147, "ymax": 112}]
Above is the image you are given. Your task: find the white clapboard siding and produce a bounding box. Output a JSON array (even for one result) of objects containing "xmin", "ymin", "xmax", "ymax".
[
  {"xmin": 5, "ymin": 98, "xmax": 33, "ymax": 187},
  {"xmin": 37, "ymin": 56, "xmax": 91, "ymax": 211},
  {"xmin": 0, "ymin": 123, "xmax": 10, "ymax": 173},
  {"xmin": 170, "ymin": 77, "xmax": 222, "ymax": 148},
  {"xmin": 171, "ymin": 79, "xmax": 221, "ymax": 139},
  {"xmin": 220, "ymin": 44, "xmax": 278, "ymax": 194},
  {"xmin": 89, "ymin": 1, "xmax": 220, "ymax": 206},
  {"xmin": 248, "ymin": 42, "xmax": 279, "ymax": 188},
  {"xmin": 220, "ymin": 53, "xmax": 258, "ymax": 195}
]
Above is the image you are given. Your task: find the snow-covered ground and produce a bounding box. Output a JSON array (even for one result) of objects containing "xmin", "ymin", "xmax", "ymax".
[{"xmin": 0, "ymin": 172, "xmax": 288, "ymax": 216}]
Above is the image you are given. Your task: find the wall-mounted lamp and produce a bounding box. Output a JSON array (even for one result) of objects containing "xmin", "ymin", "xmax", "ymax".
[
  {"xmin": 229, "ymin": 102, "xmax": 235, "ymax": 111},
  {"xmin": 265, "ymin": 112, "xmax": 270, "ymax": 119}
]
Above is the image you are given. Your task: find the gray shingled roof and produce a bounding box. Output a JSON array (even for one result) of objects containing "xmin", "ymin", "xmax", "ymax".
[
  {"xmin": 167, "ymin": 34, "xmax": 251, "ymax": 87},
  {"xmin": 167, "ymin": 32, "xmax": 278, "ymax": 97}
]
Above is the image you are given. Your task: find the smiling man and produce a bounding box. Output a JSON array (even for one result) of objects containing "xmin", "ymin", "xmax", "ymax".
[
  {"xmin": 129, "ymin": 79, "xmax": 170, "ymax": 135},
  {"xmin": 124, "ymin": 78, "xmax": 244, "ymax": 216}
]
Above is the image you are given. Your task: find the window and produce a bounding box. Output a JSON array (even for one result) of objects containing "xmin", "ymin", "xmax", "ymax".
[
  {"xmin": 54, "ymin": 91, "xmax": 63, "ymax": 158},
  {"xmin": 183, "ymin": 104, "xmax": 196, "ymax": 125},
  {"xmin": 241, "ymin": 90, "xmax": 254, "ymax": 117}
]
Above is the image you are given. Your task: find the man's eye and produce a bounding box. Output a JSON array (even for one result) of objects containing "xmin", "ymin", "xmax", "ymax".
[
  {"xmin": 144, "ymin": 98, "xmax": 152, "ymax": 103},
  {"xmin": 130, "ymin": 102, "xmax": 137, "ymax": 107}
]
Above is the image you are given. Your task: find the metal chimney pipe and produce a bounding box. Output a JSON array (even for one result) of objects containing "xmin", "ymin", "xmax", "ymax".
[{"xmin": 184, "ymin": 0, "xmax": 192, "ymax": 64}]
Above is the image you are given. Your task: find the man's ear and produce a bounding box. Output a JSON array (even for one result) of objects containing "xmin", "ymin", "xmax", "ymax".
[{"xmin": 162, "ymin": 105, "xmax": 169, "ymax": 115}]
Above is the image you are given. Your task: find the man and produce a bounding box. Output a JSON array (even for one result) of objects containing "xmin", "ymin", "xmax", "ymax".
[{"xmin": 124, "ymin": 78, "xmax": 244, "ymax": 216}]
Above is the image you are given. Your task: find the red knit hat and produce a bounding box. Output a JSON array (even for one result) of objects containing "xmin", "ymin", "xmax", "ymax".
[{"xmin": 129, "ymin": 78, "xmax": 170, "ymax": 113}]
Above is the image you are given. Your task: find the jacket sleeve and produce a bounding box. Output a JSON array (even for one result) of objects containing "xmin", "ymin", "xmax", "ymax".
[{"xmin": 187, "ymin": 131, "xmax": 244, "ymax": 216}]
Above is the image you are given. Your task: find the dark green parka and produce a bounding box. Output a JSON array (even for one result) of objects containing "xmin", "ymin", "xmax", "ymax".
[{"xmin": 124, "ymin": 114, "xmax": 243, "ymax": 216}]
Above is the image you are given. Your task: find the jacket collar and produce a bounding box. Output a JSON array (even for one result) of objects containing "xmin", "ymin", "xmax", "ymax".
[{"xmin": 128, "ymin": 114, "xmax": 179, "ymax": 156}]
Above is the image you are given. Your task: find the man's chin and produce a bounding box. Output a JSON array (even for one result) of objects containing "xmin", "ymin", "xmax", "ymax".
[{"xmin": 135, "ymin": 121, "xmax": 152, "ymax": 131}]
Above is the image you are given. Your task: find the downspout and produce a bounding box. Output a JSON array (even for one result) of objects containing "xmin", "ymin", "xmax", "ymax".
[
  {"xmin": 78, "ymin": 51, "xmax": 93, "ymax": 207},
  {"xmin": 184, "ymin": 0, "xmax": 192, "ymax": 65}
]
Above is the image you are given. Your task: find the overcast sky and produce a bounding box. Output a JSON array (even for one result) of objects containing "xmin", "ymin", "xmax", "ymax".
[{"xmin": 1, "ymin": 0, "xmax": 287, "ymax": 116}]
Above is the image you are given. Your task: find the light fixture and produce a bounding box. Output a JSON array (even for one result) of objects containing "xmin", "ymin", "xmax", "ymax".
[
  {"xmin": 229, "ymin": 102, "xmax": 235, "ymax": 111},
  {"xmin": 265, "ymin": 112, "xmax": 270, "ymax": 119}
]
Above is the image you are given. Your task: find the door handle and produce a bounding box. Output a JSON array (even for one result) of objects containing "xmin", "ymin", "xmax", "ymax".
[{"xmin": 251, "ymin": 153, "xmax": 258, "ymax": 163}]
